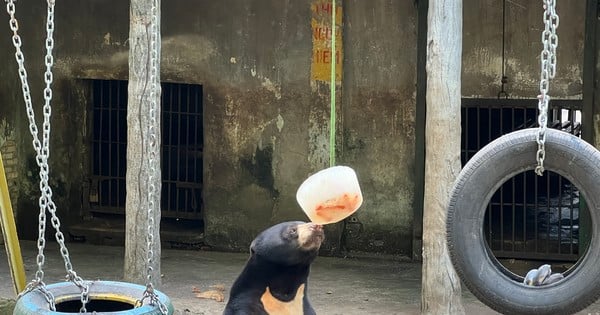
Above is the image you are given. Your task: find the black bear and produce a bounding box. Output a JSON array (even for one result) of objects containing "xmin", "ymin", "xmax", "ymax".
[{"xmin": 223, "ymin": 221, "xmax": 324, "ymax": 315}]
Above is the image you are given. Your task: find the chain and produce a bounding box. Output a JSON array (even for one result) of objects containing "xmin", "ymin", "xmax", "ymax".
[
  {"xmin": 140, "ymin": 1, "xmax": 168, "ymax": 314},
  {"xmin": 6, "ymin": 0, "xmax": 90, "ymax": 312},
  {"xmin": 18, "ymin": 280, "xmax": 56, "ymax": 311},
  {"xmin": 535, "ymin": 0, "xmax": 559, "ymax": 176}
]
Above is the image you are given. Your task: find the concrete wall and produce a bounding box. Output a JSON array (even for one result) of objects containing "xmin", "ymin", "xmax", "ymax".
[
  {"xmin": 463, "ymin": 0, "xmax": 585, "ymax": 99},
  {"xmin": 0, "ymin": 0, "xmax": 418, "ymax": 256},
  {"xmin": 341, "ymin": 1, "xmax": 417, "ymax": 254},
  {"xmin": 0, "ymin": 0, "xmax": 592, "ymax": 257},
  {"xmin": 1, "ymin": 3, "xmax": 87, "ymax": 240}
]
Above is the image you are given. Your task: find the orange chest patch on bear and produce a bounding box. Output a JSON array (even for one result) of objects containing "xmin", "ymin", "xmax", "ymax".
[{"xmin": 260, "ymin": 283, "xmax": 305, "ymax": 315}]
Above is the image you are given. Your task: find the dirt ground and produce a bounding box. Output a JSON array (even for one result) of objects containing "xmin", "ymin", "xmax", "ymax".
[{"xmin": 1, "ymin": 240, "xmax": 599, "ymax": 314}]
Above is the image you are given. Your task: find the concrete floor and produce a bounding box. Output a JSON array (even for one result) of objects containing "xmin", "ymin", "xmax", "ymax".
[{"xmin": 1, "ymin": 240, "xmax": 600, "ymax": 315}]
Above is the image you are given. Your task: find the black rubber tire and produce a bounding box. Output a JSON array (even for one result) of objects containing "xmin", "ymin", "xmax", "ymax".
[
  {"xmin": 13, "ymin": 280, "xmax": 174, "ymax": 315},
  {"xmin": 447, "ymin": 128, "xmax": 600, "ymax": 315}
]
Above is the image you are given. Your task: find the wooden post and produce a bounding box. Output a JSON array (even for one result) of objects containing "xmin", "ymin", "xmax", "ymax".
[
  {"xmin": 421, "ymin": 0, "xmax": 465, "ymax": 314},
  {"xmin": 0, "ymin": 152, "xmax": 26, "ymax": 295},
  {"xmin": 124, "ymin": 0, "xmax": 162, "ymax": 286}
]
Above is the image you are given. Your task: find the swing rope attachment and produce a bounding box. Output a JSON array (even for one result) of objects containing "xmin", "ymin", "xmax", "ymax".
[
  {"xmin": 5, "ymin": 0, "xmax": 91, "ymax": 312},
  {"xmin": 136, "ymin": 1, "xmax": 168, "ymax": 314},
  {"xmin": 535, "ymin": 0, "xmax": 559, "ymax": 176}
]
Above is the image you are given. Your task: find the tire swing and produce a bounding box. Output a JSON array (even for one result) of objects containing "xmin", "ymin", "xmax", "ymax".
[
  {"xmin": 6, "ymin": 1, "xmax": 173, "ymax": 314},
  {"xmin": 446, "ymin": 2, "xmax": 600, "ymax": 315}
]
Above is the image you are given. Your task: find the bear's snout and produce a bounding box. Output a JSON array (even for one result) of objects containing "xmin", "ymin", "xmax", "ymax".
[
  {"xmin": 297, "ymin": 222, "xmax": 325, "ymax": 251},
  {"xmin": 309, "ymin": 223, "xmax": 323, "ymax": 232}
]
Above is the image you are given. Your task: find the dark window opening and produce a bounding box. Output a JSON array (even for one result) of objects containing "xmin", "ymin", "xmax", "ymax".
[
  {"xmin": 461, "ymin": 98, "xmax": 588, "ymax": 266},
  {"xmin": 88, "ymin": 80, "xmax": 204, "ymax": 221}
]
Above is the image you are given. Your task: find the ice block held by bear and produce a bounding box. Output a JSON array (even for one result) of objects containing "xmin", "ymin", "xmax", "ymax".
[{"xmin": 296, "ymin": 166, "xmax": 363, "ymax": 225}]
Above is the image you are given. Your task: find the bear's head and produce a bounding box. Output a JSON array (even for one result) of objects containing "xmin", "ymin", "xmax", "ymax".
[{"xmin": 250, "ymin": 221, "xmax": 324, "ymax": 265}]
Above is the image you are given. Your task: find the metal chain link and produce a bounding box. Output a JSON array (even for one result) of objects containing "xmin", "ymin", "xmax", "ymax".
[
  {"xmin": 139, "ymin": 1, "xmax": 168, "ymax": 314},
  {"xmin": 535, "ymin": 0, "xmax": 559, "ymax": 176},
  {"xmin": 6, "ymin": 0, "xmax": 90, "ymax": 312}
]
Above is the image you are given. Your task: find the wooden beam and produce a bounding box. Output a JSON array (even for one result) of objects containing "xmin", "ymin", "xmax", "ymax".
[
  {"xmin": 124, "ymin": 0, "xmax": 162, "ymax": 287},
  {"xmin": 421, "ymin": 0, "xmax": 465, "ymax": 313},
  {"xmin": 0, "ymin": 152, "xmax": 26, "ymax": 295}
]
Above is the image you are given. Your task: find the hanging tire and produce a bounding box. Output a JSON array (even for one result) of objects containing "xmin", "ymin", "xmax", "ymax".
[
  {"xmin": 447, "ymin": 128, "xmax": 600, "ymax": 315},
  {"xmin": 13, "ymin": 280, "xmax": 174, "ymax": 315}
]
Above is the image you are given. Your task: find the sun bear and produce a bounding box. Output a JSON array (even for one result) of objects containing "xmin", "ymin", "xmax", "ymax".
[{"xmin": 223, "ymin": 221, "xmax": 324, "ymax": 315}]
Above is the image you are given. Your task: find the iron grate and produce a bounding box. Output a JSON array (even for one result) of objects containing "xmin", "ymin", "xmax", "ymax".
[
  {"xmin": 88, "ymin": 79, "xmax": 203, "ymax": 220},
  {"xmin": 461, "ymin": 98, "xmax": 586, "ymax": 262}
]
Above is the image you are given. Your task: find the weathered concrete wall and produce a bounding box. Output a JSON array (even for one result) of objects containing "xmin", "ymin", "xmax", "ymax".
[
  {"xmin": 0, "ymin": 1, "xmax": 590, "ymax": 258},
  {"xmin": 463, "ymin": 0, "xmax": 584, "ymax": 99},
  {"xmin": 191, "ymin": 1, "xmax": 322, "ymax": 249},
  {"xmin": 0, "ymin": 0, "xmax": 419, "ymax": 256},
  {"xmin": 1, "ymin": 4, "xmax": 80, "ymax": 240},
  {"xmin": 0, "ymin": 5, "xmax": 25, "ymax": 211},
  {"xmin": 341, "ymin": 1, "xmax": 417, "ymax": 254}
]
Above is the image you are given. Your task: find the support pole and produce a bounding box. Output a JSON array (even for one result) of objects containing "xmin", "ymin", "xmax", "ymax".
[
  {"xmin": 421, "ymin": 0, "xmax": 465, "ymax": 314},
  {"xmin": 0, "ymin": 152, "xmax": 26, "ymax": 295},
  {"xmin": 125, "ymin": 0, "xmax": 162, "ymax": 286}
]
